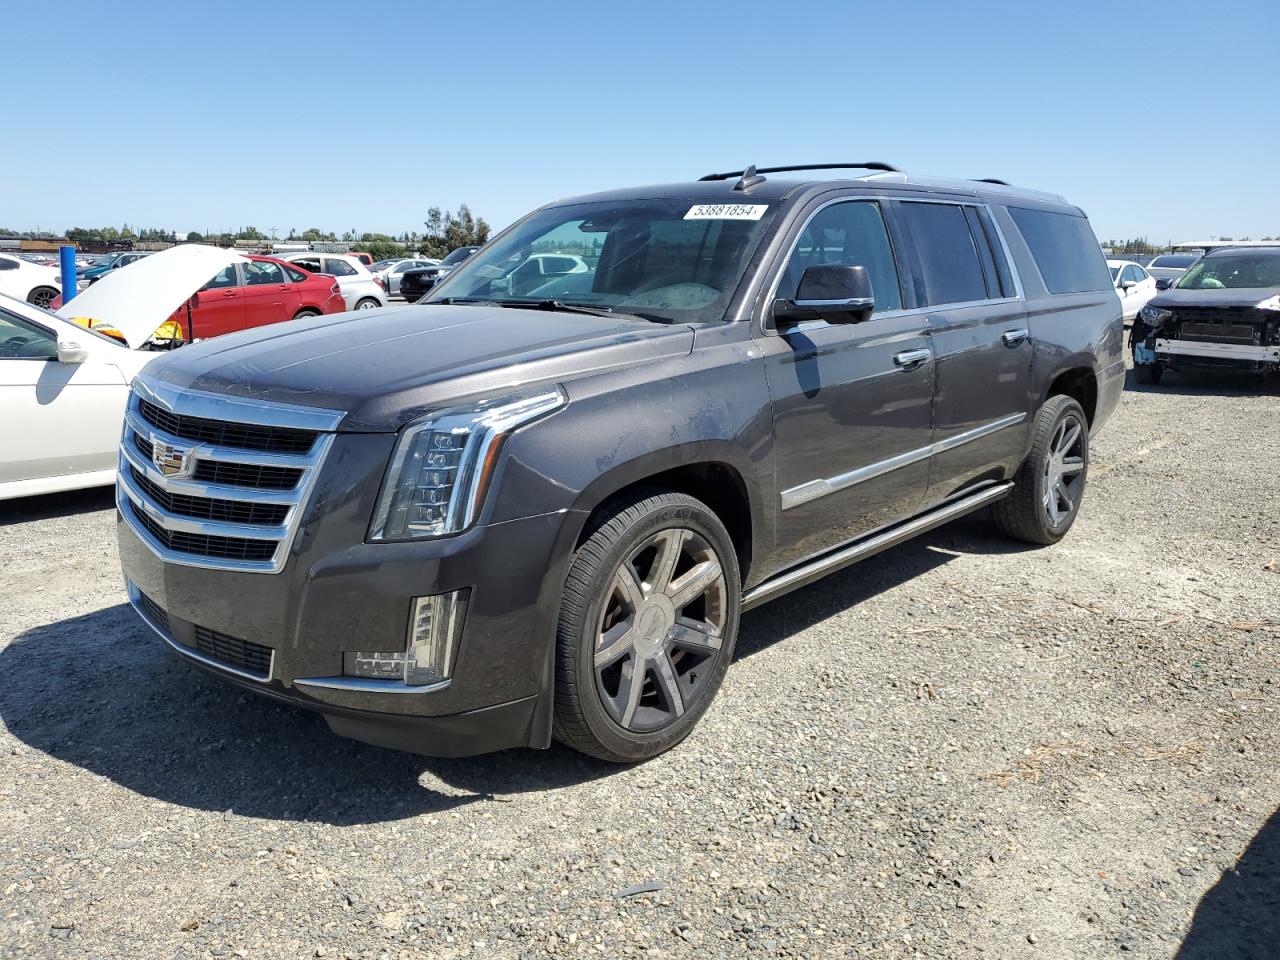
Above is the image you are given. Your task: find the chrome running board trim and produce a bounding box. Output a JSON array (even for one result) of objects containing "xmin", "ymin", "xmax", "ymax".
[{"xmin": 743, "ymin": 481, "xmax": 1013, "ymax": 611}]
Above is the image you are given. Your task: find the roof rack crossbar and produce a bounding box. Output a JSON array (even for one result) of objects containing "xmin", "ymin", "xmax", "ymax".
[{"xmin": 698, "ymin": 162, "xmax": 902, "ymax": 182}]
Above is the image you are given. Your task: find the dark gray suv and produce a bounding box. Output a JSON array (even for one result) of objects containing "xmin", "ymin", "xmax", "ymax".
[{"xmin": 117, "ymin": 163, "xmax": 1125, "ymax": 762}]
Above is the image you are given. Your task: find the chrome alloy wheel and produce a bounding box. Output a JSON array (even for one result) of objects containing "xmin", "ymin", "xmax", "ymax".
[
  {"xmin": 1043, "ymin": 413, "xmax": 1086, "ymax": 527},
  {"xmin": 594, "ymin": 528, "xmax": 727, "ymax": 733}
]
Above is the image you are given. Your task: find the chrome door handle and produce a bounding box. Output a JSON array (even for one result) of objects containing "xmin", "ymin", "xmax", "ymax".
[
  {"xmin": 893, "ymin": 349, "xmax": 931, "ymax": 369},
  {"xmin": 1002, "ymin": 329, "xmax": 1029, "ymax": 346}
]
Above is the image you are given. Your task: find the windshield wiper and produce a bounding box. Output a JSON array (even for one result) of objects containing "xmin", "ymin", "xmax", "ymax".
[
  {"xmin": 424, "ymin": 297, "xmax": 497, "ymax": 306},
  {"xmin": 495, "ymin": 299, "xmax": 673, "ymax": 323}
]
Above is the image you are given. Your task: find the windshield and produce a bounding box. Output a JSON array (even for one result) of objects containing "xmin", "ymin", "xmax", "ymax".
[
  {"xmin": 1150, "ymin": 255, "xmax": 1198, "ymax": 268},
  {"xmin": 427, "ymin": 199, "xmax": 779, "ymax": 323},
  {"xmin": 440, "ymin": 247, "xmax": 476, "ymax": 266},
  {"xmin": 1176, "ymin": 253, "xmax": 1280, "ymax": 290}
]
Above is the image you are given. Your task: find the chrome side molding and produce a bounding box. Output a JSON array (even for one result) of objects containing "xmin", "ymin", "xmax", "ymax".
[{"xmin": 780, "ymin": 412, "xmax": 1026, "ymax": 510}]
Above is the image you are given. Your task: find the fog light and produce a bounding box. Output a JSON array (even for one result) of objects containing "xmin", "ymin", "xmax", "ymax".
[{"xmin": 343, "ymin": 589, "xmax": 468, "ymax": 686}]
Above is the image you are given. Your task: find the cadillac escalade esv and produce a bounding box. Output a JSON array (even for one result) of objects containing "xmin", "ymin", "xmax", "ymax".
[{"xmin": 117, "ymin": 163, "xmax": 1125, "ymax": 762}]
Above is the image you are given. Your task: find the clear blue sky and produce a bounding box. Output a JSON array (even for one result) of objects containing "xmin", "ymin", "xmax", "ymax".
[{"xmin": 4, "ymin": 0, "xmax": 1277, "ymax": 243}]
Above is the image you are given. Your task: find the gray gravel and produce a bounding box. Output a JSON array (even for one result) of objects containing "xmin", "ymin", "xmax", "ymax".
[{"xmin": 2, "ymin": 367, "xmax": 1278, "ymax": 960}]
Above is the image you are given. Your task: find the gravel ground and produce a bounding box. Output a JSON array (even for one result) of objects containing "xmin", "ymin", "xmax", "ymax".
[{"xmin": 2, "ymin": 368, "xmax": 1278, "ymax": 960}]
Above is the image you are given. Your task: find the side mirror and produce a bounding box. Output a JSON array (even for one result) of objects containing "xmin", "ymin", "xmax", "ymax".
[
  {"xmin": 775, "ymin": 264, "xmax": 875, "ymax": 326},
  {"xmin": 1119, "ymin": 280, "xmax": 1135, "ymax": 291},
  {"xmin": 1155, "ymin": 278, "xmax": 1172, "ymax": 290},
  {"xmin": 57, "ymin": 340, "xmax": 88, "ymax": 364}
]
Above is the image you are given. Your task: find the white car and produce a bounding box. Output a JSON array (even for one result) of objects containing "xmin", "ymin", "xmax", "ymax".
[
  {"xmin": 0, "ymin": 245, "xmax": 243, "ymax": 500},
  {"xmin": 1146, "ymin": 253, "xmax": 1200, "ymax": 285},
  {"xmin": 369, "ymin": 257, "xmax": 439, "ymax": 298},
  {"xmin": 1107, "ymin": 259, "xmax": 1157, "ymax": 321},
  {"xmin": 276, "ymin": 252, "xmax": 388, "ymax": 310},
  {"xmin": 0, "ymin": 253, "xmax": 62, "ymax": 308}
]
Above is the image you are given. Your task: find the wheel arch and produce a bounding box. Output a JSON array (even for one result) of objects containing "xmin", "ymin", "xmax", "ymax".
[{"xmin": 1042, "ymin": 363, "xmax": 1098, "ymax": 426}]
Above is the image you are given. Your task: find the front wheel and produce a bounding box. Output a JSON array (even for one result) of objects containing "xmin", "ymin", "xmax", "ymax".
[
  {"xmin": 553, "ymin": 491, "xmax": 740, "ymax": 762},
  {"xmin": 992, "ymin": 395, "xmax": 1089, "ymax": 546},
  {"xmin": 28, "ymin": 286, "xmax": 59, "ymax": 308}
]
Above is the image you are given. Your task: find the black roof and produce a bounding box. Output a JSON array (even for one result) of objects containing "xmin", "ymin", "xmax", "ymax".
[{"xmin": 1203, "ymin": 245, "xmax": 1280, "ymax": 258}]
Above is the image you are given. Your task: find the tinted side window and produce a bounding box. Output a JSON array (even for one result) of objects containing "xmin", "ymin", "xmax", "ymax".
[
  {"xmin": 1008, "ymin": 207, "xmax": 1112, "ymax": 294},
  {"xmin": 283, "ymin": 265, "xmax": 310, "ymax": 283},
  {"xmin": 778, "ymin": 201, "xmax": 901, "ymax": 312},
  {"xmin": 244, "ymin": 261, "xmax": 284, "ymax": 285},
  {"xmin": 292, "ymin": 257, "xmax": 322, "ymax": 273},
  {"xmin": 204, "ymin": 264, "xmax": 239, "ymax": 289},
  {"xmin": 899, "ymin": 202, "xmax": 988, "ymax": 306},
  {"xmin": 324, "ymin": 258, "xmax": 357, "ymax": 277}
]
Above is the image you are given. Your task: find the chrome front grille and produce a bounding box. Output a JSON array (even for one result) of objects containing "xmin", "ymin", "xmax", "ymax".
[{"xmin": 117, "ymin": 378, "xmax": 343, "ymax": 574}]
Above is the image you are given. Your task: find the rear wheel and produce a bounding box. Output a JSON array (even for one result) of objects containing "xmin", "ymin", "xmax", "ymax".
[
  {"xmin": 292, "ymin": 308, "xmax": 320, "ymax": 320},
  {"xmin": 355, "ymin": 298, "xmax": 379, "ymax": 310},
  {"xmin": 27, "ymin": 286, "xmax": 58, "ymax": 308},
  {"xmin": 553, "ymin": 491, "xmax": 740, "ymax": 762},
  {"xmin": 992, "ymin": 395, "xmax": 1089, "ymax": 546}
]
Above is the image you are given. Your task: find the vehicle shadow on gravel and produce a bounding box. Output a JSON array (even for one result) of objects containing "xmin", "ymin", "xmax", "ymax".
[
  {"xmin": 1177, "ymin": 807, "xmax": 1280, "ymax": 959},
  {"xmin": 2, "ymin": 514, "xmax": 1031, "ymax": 823},
  {"xmin": 0, "ymin": 604, "xmax": 618, "ymax": 825},
  {"xmin": 734, "ymin": 512, "xmax": 1028, "ymax": 662},
  {"xmin": 1124, "ymin": 368, "xmax": 1280, "ymax": 397},
  {"xmin": 0, "ymin": 486, "xmax": 115, "ymax": 526}
]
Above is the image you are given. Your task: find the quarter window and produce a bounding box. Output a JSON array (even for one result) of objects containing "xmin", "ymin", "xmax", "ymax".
[
  {"xmin": 0, "ymin": 257, "xmax": 17, "ymax": 271},
  {"xmin": 1008, "ymin": 207, "xmax": 1112, "ymax": 295},
  {"xmin": 899, "ymin": 202, "xmax": 988, "ymax": 306},
  {"xmin": 778, "ymin": 201, "xmax": 902, "ymax": 312},
  {"xmin": 283, "ymin": 265, "xmax": 310, "ymax": 283}
]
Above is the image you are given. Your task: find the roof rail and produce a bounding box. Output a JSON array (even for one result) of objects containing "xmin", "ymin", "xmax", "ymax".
[
  {"xmin": 974, "ymin": 178, "xmax": 1010, "ymax": 185},
  {"xmin": 698, "ymin": 162, "xmax": 903, "ymax": 184}
]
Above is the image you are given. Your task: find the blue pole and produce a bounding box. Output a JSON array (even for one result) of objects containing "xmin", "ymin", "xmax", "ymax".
[{"xmin": 59, "ymin": 245, "xmax": 78, "ymax": 304}]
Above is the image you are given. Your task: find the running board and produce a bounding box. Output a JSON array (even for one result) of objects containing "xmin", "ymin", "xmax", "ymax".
[{"xmin": 741, "ymin": 482, "xmax": 1013, "ymax": 611}]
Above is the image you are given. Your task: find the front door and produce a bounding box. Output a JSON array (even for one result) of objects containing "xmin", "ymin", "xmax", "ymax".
[
  {"xmin": 893, "ymin": 200, "xmax": 1033, "ymax": 500},
  {"xmin": 186, "ymin": 262, "xmax": 245, "ymax": 339},
  {"xmin": 0, "ymin": 308, "xmax": 128, "ymax": 485},
  {"xmin": 760, "ymin": 198, "xmax": 935, "ymax": 571}
]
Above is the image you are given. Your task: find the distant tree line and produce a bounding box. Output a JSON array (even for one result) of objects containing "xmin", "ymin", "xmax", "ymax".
[
  {"xmin": 4, "ymin": 206, "xmax": 492, "ymax": 260},
  {"xmin": 1103, "ymin": 235, "xmax": 1277, "ymax": 255}
]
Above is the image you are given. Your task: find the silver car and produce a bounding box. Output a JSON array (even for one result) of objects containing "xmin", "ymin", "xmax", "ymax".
[
  {"xmin": 277, "ymin": 252, "xmax": 388, "ymax": 310},
  {"xmin": 369, "ymin": 257, "xmax": 440, "ymax": 298}
]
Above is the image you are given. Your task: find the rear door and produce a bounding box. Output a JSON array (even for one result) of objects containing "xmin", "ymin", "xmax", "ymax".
[
  {"xmin": 185, "ymin": 262, "xmax": 245, "ymax": 339},
  {"xmin": 240, "ymin": 259, "xmax": 300, "ymax": 328},
  {"xmin": 893, "ymin": 198, "xmax": 1032, "ymax": 501},
  {"xmin": 759, "ymin": 196, "xmax": 935, "ymax": 569}
]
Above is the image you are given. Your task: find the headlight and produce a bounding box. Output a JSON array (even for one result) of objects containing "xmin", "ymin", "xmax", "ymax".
[
  {"xmin": 1139, "ymin": 305, "xmax": 1172, "ymax": 325},
  {"xmin": 368, "ymin": 385, "xmax": 566, "ymax": 541},
  {"xmin": 1257, "ymin": 295, "xmax": 1280, "ymax": 312}
]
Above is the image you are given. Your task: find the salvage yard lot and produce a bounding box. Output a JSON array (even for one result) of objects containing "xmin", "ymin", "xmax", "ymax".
[{"xmin": 1, "ymin": 370, "xmax": 1277, "ymax": 960}]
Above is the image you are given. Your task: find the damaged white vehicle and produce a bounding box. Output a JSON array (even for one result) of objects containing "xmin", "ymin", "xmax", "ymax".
[{"xmin": 0, "ymin": 245, "xmax": 243, "ymax": 500}]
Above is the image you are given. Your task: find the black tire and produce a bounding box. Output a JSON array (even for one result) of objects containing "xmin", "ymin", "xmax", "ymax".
[
  {"xmin": 292, "ymin": 308, "xmax": 320, "ymax": 320},
  {"xmin": 992, "ymin": 395, "xmax": 1090, "ymax": 546},
  {"xmin": 1133, "ymin": 361, "xmax": 1162, "ymax": 385},
  {"xmin": 355, "ymin": 298, "xmax": 380, "ymax": 311},
  {"xmin": 553, "ymin": 490, "xmax": 741, "ymax": 762},
  {"xmin": 27, "ymin": 286, "xmax": 59, "ymax": 308}
]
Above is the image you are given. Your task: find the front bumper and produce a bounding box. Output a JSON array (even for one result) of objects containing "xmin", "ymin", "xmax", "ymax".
[
  {"xmin": 1155, "ymin": 337, "xmax": 1280, "ymax": 366},
  {"xmin": 118, "ymin": 473, "xmax": 580, "ymax": 756}
]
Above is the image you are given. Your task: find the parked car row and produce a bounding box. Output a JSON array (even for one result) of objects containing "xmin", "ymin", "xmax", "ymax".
[{"xmin": 397, "ymin": 245, "xmax": 480, "ymax": 301}]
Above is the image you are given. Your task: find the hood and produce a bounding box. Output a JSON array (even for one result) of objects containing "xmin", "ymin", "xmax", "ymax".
[
  {"xmin": 142, "ymin": 304, "xmax": 695, "ymax": 431},
  {"xmin": 56, "ymin": 245, "xmax": 244, "ymax": 348},
  {"xmin": 1149, "ymin": 287, "xmax": 1280, "ymax": 311}
]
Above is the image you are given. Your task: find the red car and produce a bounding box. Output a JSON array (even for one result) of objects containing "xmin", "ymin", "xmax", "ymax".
[{"xmin": 174, "ymin": 255, "xmax": 346, "ymax": 339}]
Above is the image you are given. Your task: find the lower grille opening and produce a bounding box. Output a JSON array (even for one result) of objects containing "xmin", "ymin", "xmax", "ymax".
[
  {"xmin": 137, "ymin": 592, "xmax": 170, "ymax": 634},
  {"xmin": 128, "ymin": 501, "xmax": 278, "ymax": 563},
  {"xmin": 194, "ymin": 625, "xmax": 273, "ymax": 678}
]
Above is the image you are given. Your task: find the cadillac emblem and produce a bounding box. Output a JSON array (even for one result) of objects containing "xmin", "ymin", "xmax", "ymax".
[{"xmin": 151, "ymin": 437, "xmax": 192, "ymax": 478}]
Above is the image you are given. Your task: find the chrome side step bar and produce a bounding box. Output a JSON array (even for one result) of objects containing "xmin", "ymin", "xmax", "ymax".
[{"xmin": 741, "ymin": 482, "xmax": 1013, "ymax": 611}]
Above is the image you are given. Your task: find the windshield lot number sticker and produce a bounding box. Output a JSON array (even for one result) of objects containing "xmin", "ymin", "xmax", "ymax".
[{"xmin": 685, "ymin": 204, "xmax": 769, "ymax": 221}]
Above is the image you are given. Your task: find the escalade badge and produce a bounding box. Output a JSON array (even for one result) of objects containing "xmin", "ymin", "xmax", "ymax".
[{"xmin": 151, "ymin": 437, "xmax": 193, "ymax": 478}]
